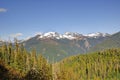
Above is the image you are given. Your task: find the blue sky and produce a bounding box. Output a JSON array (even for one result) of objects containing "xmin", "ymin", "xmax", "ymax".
[{"xmin": 0, "ymin": 0, "xmax": 120, "ymax": 40}]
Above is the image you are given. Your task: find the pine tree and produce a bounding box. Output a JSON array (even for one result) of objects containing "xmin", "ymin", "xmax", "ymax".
[{"xmin": 31, "ymin": 48, "xmax": 37, "ymax": 68}]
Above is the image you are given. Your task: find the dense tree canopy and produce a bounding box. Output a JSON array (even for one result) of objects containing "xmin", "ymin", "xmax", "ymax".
[
  {"xmin": 0, "ymin": 40, "xmax": 52, "ymax": 80},
  {"xmin": 0, "ymin": 40, "xmax": 120, "ymax": 80},
  {"xmin": 56, "ymin": 49, "xmax": 120, "ymax": 80}
]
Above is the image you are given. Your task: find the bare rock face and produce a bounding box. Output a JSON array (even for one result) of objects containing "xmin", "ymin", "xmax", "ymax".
[{"xmin": 84, "ymin": 39, "xmax": 91, "ymax": 50}]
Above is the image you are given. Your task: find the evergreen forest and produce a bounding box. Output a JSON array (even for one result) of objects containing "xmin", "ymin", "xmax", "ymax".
[{"xmin": 0, "ymin": 39, "xmax": 120, "ymax": 80}]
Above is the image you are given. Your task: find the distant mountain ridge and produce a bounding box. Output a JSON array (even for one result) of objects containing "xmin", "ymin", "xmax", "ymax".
[
  {"xmin": 90, "ymin": 31, "xmax": 120, "ymax": 52},
  {"xmin": 24, "ymin": 32, "xmax": 110, "ymax": 41},
  {"xmin": 1, "ymin": 31, "xmax": 119, "ymax": 62},
  {"xmin": 22, "ymin": 32, "xmax": 111, "ymax": 62}
]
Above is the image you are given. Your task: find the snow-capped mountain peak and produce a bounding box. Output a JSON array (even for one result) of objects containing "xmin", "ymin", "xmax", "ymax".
[
  {"xmin": 38, "ymin": 32, "xmax": 61, "ymax": 39},
  {"xmin": 35, "ymin": 32, "xmax": 83, "ymax": 40},
  {"xmin": 23, "ymin": 32, "xmax": 110, "ymax": 41},
  {"xmin": 62, "ymin": 32, "xmax": 83, "ymax": 40},
  {"xmin": 44, "ymin": 32, "xmax": 59, "ymax": 37},
  {"xmin": 85, "ymin": 32, "xmax": 110, "ymax": 38}
]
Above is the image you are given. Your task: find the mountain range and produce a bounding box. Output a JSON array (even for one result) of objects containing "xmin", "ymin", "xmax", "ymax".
[
  {"xmin": 90, "ymin": 31, "xmax": 120, "ymax": 51},
  {"xmin": 24, "ymin": 32, "xmax": 110, "ymax": 40},
  {"xmin": 1, "ymin": 31, "xmax": 119, "ymax": 62},
  {"xmin": 22, "ymin": 32, "xmax": 113, "ymax": 62}
]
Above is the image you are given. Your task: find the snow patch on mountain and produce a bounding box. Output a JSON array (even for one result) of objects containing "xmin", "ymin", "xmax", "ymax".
[
  {"xmin": 43, "ymin": 32, "xmax": 60, "ymax": 39},
  {"xmin": 23, "ymin": 32, "xmax": 110, "ymax": 41},
  {"xmin": 62, "ymin": 32, "xmax": 83, "ymax": 40},
  {"xmin": 85, "ymin": 32, "xmax": 110, "ymax": 38}
]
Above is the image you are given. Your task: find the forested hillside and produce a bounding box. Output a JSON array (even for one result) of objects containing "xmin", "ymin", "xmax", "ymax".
[
  {"xmin": 55, "ymin": 49, "xmax": 120, "ymax": 80},
  {"xmin": 0, "ymin": 39, "xmax": 52, "ymax": 80},
  {"xmin": 0, "ymin": 39, "xmax": 120, "ymax": 80}
]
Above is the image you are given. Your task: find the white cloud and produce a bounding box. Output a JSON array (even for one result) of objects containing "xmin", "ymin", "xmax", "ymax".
[
  {"xmin": 10, "ymin": 33, "xmax": 23, "ymax": 38},
  {"xmin": 0, "ymin": 8, "xmax": 7, "ymax": 12}
]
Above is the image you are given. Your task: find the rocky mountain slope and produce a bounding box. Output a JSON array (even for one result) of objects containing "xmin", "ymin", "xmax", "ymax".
[
  {"xmin": 22, "ymin": 32, "xmax": 110, "ymax": 62},
  {"xmin": 90, "ymin": 31, "xmax": 120, "ymax": 52}
]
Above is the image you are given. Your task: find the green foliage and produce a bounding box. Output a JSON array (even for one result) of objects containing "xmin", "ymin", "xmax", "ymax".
[
  {"xmin": 0, "ymin": 59, "xmax": 24, "ymax": 80},
  {"xmin": 0, "ymin": 38, "xmax": 120, "ymax": 80},
  {"xmin": 56, "ymin": 49, "xmax": 120, "ymax": 80},
  {"xmin": 25, "ymin": 68, "xmax": 52, "ymax": 80},
  {"xmin": 0, "ymin": 40, "xmax": 52, "ymax": 80}
]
